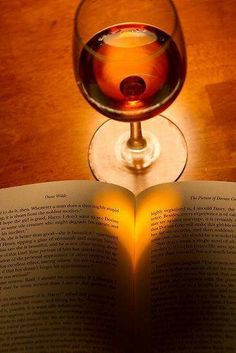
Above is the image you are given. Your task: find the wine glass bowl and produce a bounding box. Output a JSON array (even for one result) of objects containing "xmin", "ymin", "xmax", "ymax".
[{"xmin": 73, "ymin": 0, "xmax": 187, "ymax": 193}]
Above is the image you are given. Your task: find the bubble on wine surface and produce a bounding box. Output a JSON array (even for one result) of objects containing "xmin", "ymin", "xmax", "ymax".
[{"xmin": 120, "ymin": 76, "xmax": 146, "ymax": 100}]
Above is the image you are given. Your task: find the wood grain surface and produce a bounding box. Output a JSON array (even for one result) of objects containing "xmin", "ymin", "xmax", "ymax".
[{"xmin": 0, "ymin": 0, "xmax": 235, "ymax": 189}]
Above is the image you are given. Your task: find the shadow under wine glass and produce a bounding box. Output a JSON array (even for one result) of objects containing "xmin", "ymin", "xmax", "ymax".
[{"xmin": 73, "ymin": 0, "xmax": 187, "ymax": 194}]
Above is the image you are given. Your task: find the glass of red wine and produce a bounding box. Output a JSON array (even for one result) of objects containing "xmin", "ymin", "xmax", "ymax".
[{"xmin": 73, "ymin": 0, "xmax": 187, "ymax": 193}]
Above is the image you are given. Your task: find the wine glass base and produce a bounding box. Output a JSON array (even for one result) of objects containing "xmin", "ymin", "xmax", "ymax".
[{"xmin": 88, "ymin": 116, "xmax": 188, "ymax": 194}]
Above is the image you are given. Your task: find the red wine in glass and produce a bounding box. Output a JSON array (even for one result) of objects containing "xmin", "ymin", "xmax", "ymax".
[{"xmin": 77, "ymin": 23, "xmax": 186, "ymax": 121}]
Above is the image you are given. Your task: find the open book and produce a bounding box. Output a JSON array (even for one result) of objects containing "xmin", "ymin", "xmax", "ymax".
[{"xmin": 0, "ymin": 180, "xmax": 235, "ymax": 353}]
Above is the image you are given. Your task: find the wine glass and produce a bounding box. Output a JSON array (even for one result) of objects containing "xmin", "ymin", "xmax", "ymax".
[{"xmin": 73, "ymin": 0, "xmax": 187, "ymax": 193}]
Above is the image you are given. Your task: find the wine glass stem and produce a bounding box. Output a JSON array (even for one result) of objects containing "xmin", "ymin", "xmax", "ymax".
[{"xmin": 127, "ymin": 122, "xmax": 147, "ymax": 149}]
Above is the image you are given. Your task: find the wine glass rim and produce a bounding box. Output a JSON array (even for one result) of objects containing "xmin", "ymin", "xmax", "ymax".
[{"xmin": 74, "ymin": 0, "xmax": 179, "ymax": 61}]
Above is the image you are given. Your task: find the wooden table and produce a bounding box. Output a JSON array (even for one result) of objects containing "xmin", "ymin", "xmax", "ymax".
[{"xmin": 0, "ymin": 0, "xmax": 235, "ymax": 190}]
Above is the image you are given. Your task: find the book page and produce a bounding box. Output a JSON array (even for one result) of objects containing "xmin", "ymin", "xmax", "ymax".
[
  {"xmin": 0, "ymin": 180, "xmax": 135, "ymax": 353},
  {"xmin": 135, "ymin": 181, "xmax": 236, "ymax": 353}
]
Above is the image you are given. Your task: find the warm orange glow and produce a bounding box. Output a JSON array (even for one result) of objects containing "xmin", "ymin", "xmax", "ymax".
[
  {"xmin": 93, "ymin": 188, "xmax": 134, "ymax": 259},
  {"xmin": 135, "ymin": 184, "xmax": 182, "ymax": 268},
  {"xmin": 127, "ymin": 100, "xmax": 141, "ymax": 108},
  {"xmin": 93, "ymin": 28, "xmax": 168, "ymax": 102},
  {"xmin": 92, "ymin": 184, "xmax": 185, "ymax": 271}
]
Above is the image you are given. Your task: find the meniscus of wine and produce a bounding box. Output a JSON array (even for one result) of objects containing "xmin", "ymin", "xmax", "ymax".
[{"xmin": 76, "ymin": 23, "xmax": 186, "ymax": 121}]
